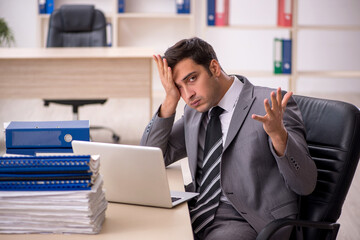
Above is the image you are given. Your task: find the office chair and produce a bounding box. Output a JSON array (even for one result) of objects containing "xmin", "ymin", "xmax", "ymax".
[
  {"xmin": 257, "ymin": 95, "xmax": 360, "ymax": 240},
  {"xmin": 45, "ymin": 4, "xmax": 120, "ymax": 143}
]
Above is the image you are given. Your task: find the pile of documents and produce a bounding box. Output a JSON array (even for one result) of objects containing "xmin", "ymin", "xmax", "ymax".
[{"xmin": 0, "ymin": 155, "xmax": 107, "ymax": 234}]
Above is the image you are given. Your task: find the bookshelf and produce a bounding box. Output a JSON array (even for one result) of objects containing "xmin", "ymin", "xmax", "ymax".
[
  {"xmin": 201, "ymin": 0, "xmax": 360, "ymax": 95},
  {"xmin": 37, "ymin": 0, "xmax": 196, "ymax": 51}
]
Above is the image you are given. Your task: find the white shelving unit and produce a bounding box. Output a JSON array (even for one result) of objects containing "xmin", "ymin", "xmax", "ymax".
[
  {"xmin": 37, "ymin": 0, "xmax": 196, "ymax": 52},
  {"xmin": 200, "ymin": 0, "xmax": 360, "ymax": 94}
]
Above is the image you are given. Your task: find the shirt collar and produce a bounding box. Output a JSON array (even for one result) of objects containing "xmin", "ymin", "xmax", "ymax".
[{"xmin": 217, "ymin": 76, "xmax": 244, "ymax": 113}]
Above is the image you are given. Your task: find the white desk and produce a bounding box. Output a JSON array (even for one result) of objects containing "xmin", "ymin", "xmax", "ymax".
[
  {"xmin": 0, "ymin": 163, "xmax": 194, "ymax": 240},
  {"xmin": 0, "ymin": 47, "xmax": 154, "ymax": 116}
]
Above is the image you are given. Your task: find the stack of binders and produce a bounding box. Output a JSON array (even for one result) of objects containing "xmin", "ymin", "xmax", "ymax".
[{"xmin": 0, "ymin": 155, "xmax": 107, "ymax": 234}]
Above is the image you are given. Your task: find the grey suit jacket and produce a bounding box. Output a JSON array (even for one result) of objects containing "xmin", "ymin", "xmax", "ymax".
[{"xmin": 140, "ymin": 76, "xmax": 317, "ymax": 234}]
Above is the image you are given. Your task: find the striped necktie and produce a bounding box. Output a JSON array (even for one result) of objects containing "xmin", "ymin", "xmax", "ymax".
[{"xmin": 191, "ymin": 106, "xmax": 224, "ymax": 234}]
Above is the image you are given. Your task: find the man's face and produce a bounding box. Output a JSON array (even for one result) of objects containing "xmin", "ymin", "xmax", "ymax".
[{"xmin": 172, "ymin": 58, "xmax": 221, "ymax": 113}]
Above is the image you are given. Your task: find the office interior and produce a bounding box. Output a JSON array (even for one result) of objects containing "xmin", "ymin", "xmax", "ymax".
[{"xmin": 0, "ymin": 0, "xmax": 359, "ymax": 239}]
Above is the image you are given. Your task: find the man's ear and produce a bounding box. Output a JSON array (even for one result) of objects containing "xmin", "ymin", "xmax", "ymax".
[{"xmin": 209, "ymin": 59, "xmax": 221, "ymax": 77}]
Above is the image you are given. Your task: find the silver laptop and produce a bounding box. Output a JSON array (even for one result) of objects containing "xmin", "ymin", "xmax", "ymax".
[{"xmin": 71, "ymin": 140, "xmax": 198, "ymax": 208}]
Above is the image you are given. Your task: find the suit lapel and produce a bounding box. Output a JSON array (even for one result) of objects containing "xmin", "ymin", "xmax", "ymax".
[{"xmin": 224, "ymin": 76, "xmax": 256, "ymax": 151}]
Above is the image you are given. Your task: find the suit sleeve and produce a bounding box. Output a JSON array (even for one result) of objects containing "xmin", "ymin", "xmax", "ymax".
[
  {"xmin": 140, "ymin": 105, "xmax": 187, "ymax": 166},
  {"xmin": 269, "ymin": 96, "xmax": 317, "ymax": 195}
]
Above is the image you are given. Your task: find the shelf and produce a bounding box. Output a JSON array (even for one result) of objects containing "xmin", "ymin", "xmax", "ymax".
[
  {"xmin": 298, "ymin": 25, "xmax": 360, "ymax": 31},
  {"xmin": 298, "ymin": 71, "xmax": 360, "ymax": 78},
  {"xmin": 207, "ymin": 25, "xmax": 293, "ymax": 31},
  {"xmin": 38, "ymin": 13, "xmax": 115, "ymax": 20},
  {"xmin": 228, "ymin": 70, "xmax": 291, "ymax": 78},
  {"xmin": 117, "ymin": 13, "xmax": 193, "ymax": 19}
]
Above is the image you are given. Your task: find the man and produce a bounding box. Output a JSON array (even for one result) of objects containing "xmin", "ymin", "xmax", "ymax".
[{"xmin": 140, "ymin": 37, "xmax": 317, "ymax": 240}]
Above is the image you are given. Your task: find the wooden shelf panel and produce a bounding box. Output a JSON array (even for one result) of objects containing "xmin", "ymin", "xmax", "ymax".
[
  {"xmin": 298, "ymin": 25, "xmax": 360, "ymax": 31},
  {"xmin": 39, "ymin": 13, "xmax": 115, "ymax": 20},
  {"xmin": 298, "ymin": 71, "xmax": 360, "ymax": 78},
  {"xmin": 207, "ymin": 25, "xmax": 360, "ymax": 31},
  {"xmin": 117, "ymin": 13, "xmax": 193, "ymax": 19},
  {"xmin": 228, "ymin": 70, "xmax": 291, "ymax": 78},
  {"xmin": 207, "ymin": 25, "xmax": 293, "ymax": 30}
]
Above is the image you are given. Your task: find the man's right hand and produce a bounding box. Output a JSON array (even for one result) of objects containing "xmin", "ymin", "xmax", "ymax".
[{"xmin": 153, "ymin": 55, "xmax": 181, "ymax": 118}]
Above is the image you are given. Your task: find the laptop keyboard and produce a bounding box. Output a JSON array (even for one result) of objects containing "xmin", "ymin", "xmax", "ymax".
[{"xmin": 171, "ymin": 197, "xmax": 181, "ymax": 202}]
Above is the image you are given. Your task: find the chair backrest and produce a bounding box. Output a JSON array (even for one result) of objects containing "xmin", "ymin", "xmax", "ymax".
[
  {"xmin": 47, "ymin": 5, "xmax": 107, "ymax": 47},
  {"xmin": 293, "ymin": 95, "xmax": 360, "ymax": 239}
]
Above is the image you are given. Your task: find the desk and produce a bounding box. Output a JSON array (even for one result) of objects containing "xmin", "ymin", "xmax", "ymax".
[
  {"xmin": 0, "ymin": 47, "xmax": 154, "ymax": 116},
  {"xmin": 0, "ymin": 163, "xmax": 194, "ymax": 240}
]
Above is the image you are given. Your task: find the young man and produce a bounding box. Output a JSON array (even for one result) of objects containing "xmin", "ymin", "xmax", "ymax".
[{"xmin": 141, "ymin": 37, "xmax": 317, "ymax": 240}]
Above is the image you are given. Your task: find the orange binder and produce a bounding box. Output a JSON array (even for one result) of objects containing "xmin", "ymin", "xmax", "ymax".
[{"xmin": 277, "ymin": 0, "xmax": 293, "ymax": 27}]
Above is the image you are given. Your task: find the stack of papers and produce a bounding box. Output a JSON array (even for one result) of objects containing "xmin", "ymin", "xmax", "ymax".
[
  {"xmin": 0, "ymin": 154, "xmax": 107, "ymax": 234},
  {"xmin": 0, "ymin": 175, "xmax": 107, "ymax": 234}
]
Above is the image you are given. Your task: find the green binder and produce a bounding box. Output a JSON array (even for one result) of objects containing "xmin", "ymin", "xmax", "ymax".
[{"xmin": 274, "ymin": 38, "xmax": 283, "ymax": 74}]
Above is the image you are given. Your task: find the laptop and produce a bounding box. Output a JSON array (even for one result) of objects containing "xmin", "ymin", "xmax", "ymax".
[{"xmin": 71, "ymin": 140, "xmax": 198, "ymax": 208}]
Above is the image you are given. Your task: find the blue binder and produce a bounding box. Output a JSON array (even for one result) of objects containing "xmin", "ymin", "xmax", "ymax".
[
  {"xmin": 5, "ymin": 120, "xmax": 90, "ymax": 155},
  {"xmin": 45, "ymin": 0, "xmax": 54, "ymax": 14},
  {"xmin": 39, "ymin": 0, "xmax": 46, "ymax": 14},
  {"xmin": 118, "ymin": 0, "xmax": 125, "ymax": 13},
  {"xmin": 177, "ymin": 0, "xmax": 190, "ymax": 14},
  {"xmin": 207, "ymin": 0, "xmax": 216, "ymax": 26},
  {"xmin": 0, "ymin": 155, "xmax": 93, "ymax": 172},
  {"xmin": 282, "ymin": 39, "xmax": 292, "ymax": 74},
  {"xmin": 0, "ymin": 179, "xmax": 92, "ymax": 191},
  {"xmin": 0, "ymin": 155, "xmax": 96, "ymax": 191}
]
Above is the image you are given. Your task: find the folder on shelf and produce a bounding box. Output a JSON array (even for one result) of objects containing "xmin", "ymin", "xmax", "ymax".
[
  {"xmin": 39, "ymin": 0, "xmax": 46, "ymax": 14},
  {"xmin": 106, "ymin": 22, "xmax": 112, "ymax": 47},
  {"xmin": 5, "ymin": 120, "xmax": 90, "ymax": 155},
  {"xmin": 215, "ymin": 0, "xmax": 229, "ymax": 26},
  {"xmin": 274, "ymin": 38, "xmax": 283, "ymax": 74},
  {"xmin": 118, "ymin": 0, "xmax": 125, "ymax": 13},
  {"xmin": 176, "ymin": 0, "xmax": 191, "ymax": 14},
  {"xmin": 277, "ymin": 0, "xmax": 293, "ymax": 27},
  {"xmin": 282, "ymin": 39, "xmax": 292, "ymax": 74},
  {"xmin": 184, "ymin": 0, "xmax": 191, "ymax": 14},
  {"xmin": 45, "ymin": 0, "xmax": 54, "ymax": 14},
  {"xmin": 207, "ymin": 0, "xmax": 216, "ymax": 26}
]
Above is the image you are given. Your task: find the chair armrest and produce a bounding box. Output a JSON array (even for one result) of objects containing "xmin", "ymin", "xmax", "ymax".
[{"xmin": 256, "ymin": 218, "xmax": 340, "ymax": 240}]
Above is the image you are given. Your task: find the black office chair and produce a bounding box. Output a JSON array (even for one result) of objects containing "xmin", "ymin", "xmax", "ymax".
[
  {"xmin": 257, "ymin": 95, "xmax": 360, "ymax": 240},
  {"xmin": 45, "ymin": 4, "xmax": 120, "ymax": 143}
]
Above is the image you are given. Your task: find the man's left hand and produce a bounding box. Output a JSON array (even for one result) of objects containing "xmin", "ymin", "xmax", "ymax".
[{"xmin": 252, "ymin": 87, "xmax": 293, "ymax": 156}]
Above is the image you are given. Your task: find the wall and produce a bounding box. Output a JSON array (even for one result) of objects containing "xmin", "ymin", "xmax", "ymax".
[{"xmin": 0, "ymin": 0, "xmax": 39, "ymax": 47}]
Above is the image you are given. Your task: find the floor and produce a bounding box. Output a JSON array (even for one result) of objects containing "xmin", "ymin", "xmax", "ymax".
[{"xmin": 337, "ymin": 166, "xmax": 360, "ymax": 239}]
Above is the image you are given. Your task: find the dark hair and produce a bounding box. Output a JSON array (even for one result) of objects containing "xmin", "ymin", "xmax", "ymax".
[{"xmin": 164, "ymin": 37, "xmax": 219, "ymax": 75}]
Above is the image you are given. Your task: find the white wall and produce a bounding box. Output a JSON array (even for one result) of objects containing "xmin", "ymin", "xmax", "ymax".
[{"xmin": 0, "ymin": 0, "xmax": 39, "ymax": 47}]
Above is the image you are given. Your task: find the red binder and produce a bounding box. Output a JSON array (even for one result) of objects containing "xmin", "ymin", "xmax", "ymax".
[
  {"xmin": 277, "ymin": 0, "xmax": 293, "ymax": 27},
  {"xmin": 215, "ymin": 0, "xmax": 229, "ymax": 26}
]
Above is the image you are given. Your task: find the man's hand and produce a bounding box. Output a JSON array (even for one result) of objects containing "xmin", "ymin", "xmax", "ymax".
[
  {"xmin": 251, "ymin": 88, "xmax": 293, "ymax": 156},
  {"xmin": 153, "ymin": 55, "xmax": 181, "ymax": 118}
]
